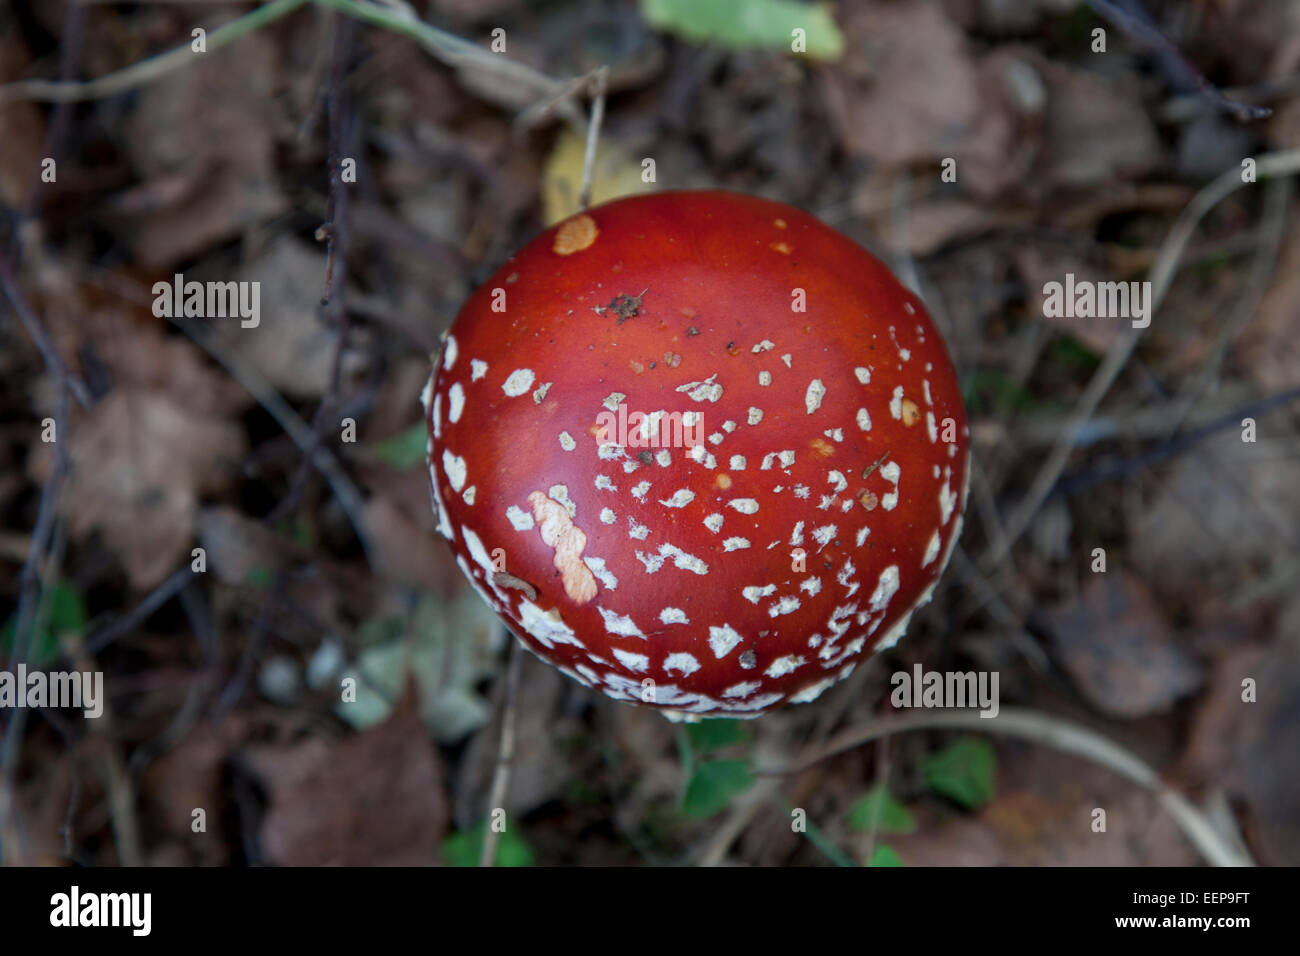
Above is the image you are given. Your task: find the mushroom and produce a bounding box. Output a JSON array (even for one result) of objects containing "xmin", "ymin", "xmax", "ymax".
[{"xmin": 423, "ymin": 190, "xmax": 969, "ymax": 719}]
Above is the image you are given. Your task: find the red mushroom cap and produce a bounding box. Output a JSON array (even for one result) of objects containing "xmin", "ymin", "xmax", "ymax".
[{"xmin": 424, "ymin": 190, "xmax": 970, "ymax": 718}]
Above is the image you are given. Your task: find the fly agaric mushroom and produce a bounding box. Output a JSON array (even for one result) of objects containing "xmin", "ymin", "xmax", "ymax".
[{"xmin": 423, "ymin": 190, "xmax": 969, "ymax": 718}]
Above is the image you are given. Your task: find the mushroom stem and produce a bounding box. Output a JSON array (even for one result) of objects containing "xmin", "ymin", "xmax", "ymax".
[{"xmin": 764, "ymin": 707, "xmax": 1255, "ymax": 868}]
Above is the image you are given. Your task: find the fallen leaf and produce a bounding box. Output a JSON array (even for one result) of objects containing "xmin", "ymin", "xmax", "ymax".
[
  {"xmin": 1040, "ymin": 573, "xmax": 1202, "ymax": 718},
  {"xmin": 32, "ymin": 390, "xmax": 245, "ymax": 590},
  {"xmin": 242, "ymin": 702, "xmax": 448, "ymax": 866}
]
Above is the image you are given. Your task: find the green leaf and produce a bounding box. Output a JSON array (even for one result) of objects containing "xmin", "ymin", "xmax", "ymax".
[
  {"xmin": 441, "ymin": 820, "xmax": 535, "ymax": 867},
  {"xmin": 2, "ymin": 582, "xmax": 87, "ymax": 667},
  {"xmin": 847, "ymin": 782, "xmax": 917, "ymax": 835},
  {"xmin": 682, "ymin": 760, "xmax": 754, "ymax": 818},
  {"xmin": 867, "ymin": 843, "xmax": 904, "ymax": 867},
  {"xmin": 923, "ymin": 737, "xmax": 996, "ymax": 810},
  {"xmin": 641, "ymin": 0, "xmax": 844, "ymax": 61},
  {"xmin": 371, "ymin": 422, "xmax": 428, "ymax": 470},
  {"xmin": 686, "ymin": 718, "xmax": 749, "ymax": 753}
]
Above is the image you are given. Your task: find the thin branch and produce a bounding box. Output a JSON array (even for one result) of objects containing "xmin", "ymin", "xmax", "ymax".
[
  {"xmin": 577, "ymin": 66, "xmax": 609, "ymax": 212},
  {"xmin": 480, "ymin": 635, "xmax": 524, "ymax": 867},
  {"xmin": 1085, "ymin": 0, "xmax": 1271, "ymax": 121},
  {"xmin": 984, "ymin": 147, "xmax": 1300, "ymax": 571},
  {"xmin": 0, "ymin": 0, "xmax": 310, "ymax": 105},
  {"xmin": 766, "ymin": 707, "xmax": 1255, "ymax": 868}
]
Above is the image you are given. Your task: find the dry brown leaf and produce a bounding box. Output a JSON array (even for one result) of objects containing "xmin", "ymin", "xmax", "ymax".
[
  {"xmin": 1040, "ymin": 573, "xmax": 1202, "ymax": 719},
  {"xmin": 32, "ymin": 390, "xmax": 245, "ymax": 590},
  {"xmin": 242, "ymin": 701, "xmax": 448, "ymax": 866}
]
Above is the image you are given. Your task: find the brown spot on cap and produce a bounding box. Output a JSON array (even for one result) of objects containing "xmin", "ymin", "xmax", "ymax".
[
  {"xmin": 810, "ymin": 437, "xmax": 835, "ymax": 458},
  {"xmin": 528, "ymin": 490, "xmax": 598, "ymax": 604},
  {"xmin": 716, "ymin": 473, "xmax": 733, "ymax": 490},
  {"xmin": 554, "ymin": 214, "xmax": 599, "ymax": 255},
  {"xmin": 770, "ymin": 241, "xmax": 792, "ymax": 255},
  {"xmin": 901, "ymin": 399, "xmax": 921, "ymax": 427}
]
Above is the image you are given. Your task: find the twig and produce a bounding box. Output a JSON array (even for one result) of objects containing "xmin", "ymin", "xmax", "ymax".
[
  {"xmin": 84, "ymin": 565, "xmax": 195, "ymax": 657},
  {"xmin": 480, "ymin": 635, "xmax": 524, "ymax": 867},
  {"xmin": 268, "ymin": 11, "xmax": 355, "ymax": 525},
  {"xmin": 984, "ymin": 147, "xmax": 1300, "ymax": 571},
  {"xmin": 1085, "ymin": 0, "xmax": 1271, "ymax": 121},
  {"xmin": 766, "ymin": 707, "xmax": 1255, "ymax": 867},
  {"xmin": 577, "ymin": 66, "xmax": 609, "ymax": 212},
  {"xmin": 0, "ymin": 0, "xmax": 310, "ymax": 105}
]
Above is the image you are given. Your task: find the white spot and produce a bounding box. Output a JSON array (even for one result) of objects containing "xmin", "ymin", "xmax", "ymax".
[
  {"xmin": 554, "ymin": 431, "xmax": 575, "ymax": 452},
  {"xmin": 856, "ymin": 526, "xmax": 870, "ymax": 547},
  {"xmin": 889, "ymin": 386, "xmax": 904, "ymax": 420},
  {"xmin": 856, "ymin": 407, "xmax": 872, "ymax": 431},
  {"xmin": 790, "ymin": 521, "xmax": 805, "ymax": 546},
  {"xmin": 748, "ymin": 407, "xmax": 763, "ymax": 425},
  {"xmin": 664, "ymin": 653, "xmax": 701, "ymax": 676},
  {"xmin": 828, "ymin": 470, "xmax": 848, "ymax": 493},
  {"xmin": 926, "ymin": 411, "xmax": 938, "ymax": 443},
  {"xmin": 779, "ymin": 449, "xmax": 795, "ymax": 468},
  {"xmin": 723, "ymin": 537, "xmax": 751, "ymax": 552},
  {"xmin": 703, "ymin": 513, "xmax": 724, "ymax": 533},
  {"xmin": 708, "ymin": 432, "xmax": 725, "ymax": 445},
  {"xmin": 800, "ymin": 577, "xmax": 821, "ymax": 596},
  {"xmin": 789, "ymin": 677, "xmax": 836, "ymax": 704},
  {"xmin": 548, "ymin": 484, "xmax": 577, "ymax": 518},
  {"xmin": 600, "ymin": 507, "xmax": 617, "ymax": 525},
  {"xmin": 758, "ymin": 371, "xmax": 772, "ymax": 386},
  {"xmin": 880, "ymin": 460, "xmax": 901, "ymax": 511},
  {"xmin": 728, "ymin": 498, "xmax": 759, "ymax": 514},
  {"xmin": 742, "ymin": 584, "xmax": 777, "ymax": 604},
  {"xmin": 676, "ymin": 373, "xmax": 724, "ymax": 403},
  {"xmin": 660, "ymin": 607, "xmax": 690, "ymax": 624},
  {"xmin": 812, "ymin": 524, "xmax": 836, "ymax": 551},
  {"xmin": 655, "ymin": 449, "xmax": 672, "ymax": 467},
  {"xmin": 722, "ymin": 420, "xmax": 737, "ymax": 433},
  {"xmin": 659, "ymin": 543, "xmax": 709, "ymax": 575},
  {"xmin": 752, "ymin": 340, "xmax": 775, "ymax": 353},
  {"xmin": 768, "ymin": 596, "xmax": 801, "ymax": 617},
  {"xmin": 824, "ymin": 428, "xmax": 843, "ymax": 442},
  {"xmin": 765, "ymin": 655, "xmax": 806, "ymax": 678},
  {"xmin": 443, "ymin": 335, "xmax": 458, "ymax": 371},
  {"xmin": 533, "ymin": 382, "xmax": 553, "ymax": 403},
  {"xmin": 723, "ymin": 681, "xmax": 762, "ymax": 699},
  {"xmin": 793, "ymin": 485, "xmax": 811, "ymax": 499},
  {"xmin": 923, "ymin": 379, "xmax": 933, "ymax": 405},
  {"xmin": 448, "ymin": 383, "xmax": 465, "ymax": 423},
  {"xmin": 939, "ymin": 469, "xmax": 958, "ymax": 524},
  {"xmin": 708, "ymin": 624, "xmax": 744, "ymax": 658},
  {"xmin": 659, "ymin": 489, "xmax": 695, "ymax": 508},
  {"xmin": 805, "ymin": 378, "xmax": 826, "ymax": 414},
  {"xmin": 628, "ymin": 518, "xmax": 649, "ymax": 540},
  {"xmin": 595, "ymin": 474, "xmax": 617, "ymax": 492},
  {"xmin": 463, "ymin": 486, "xmax": 476, "ymax": 505},
  {"xmin": 431, "ymin": 392, "xmax": 442, "ymax": 439},
  {"xmin": 506, "ymin": 505, "xmax": 535, "ymax": 530},
  {"xmin": 518, "ymin": 600, "xmax": 583, "ymax": 649},
  {"xmin": 868, "ymin": 565, "xmax": 901, "ymax": 613},
  {"xmin": 584, "ymin": 556, "xmax": 618, "ymax": 590},
  {"xmin": 922, "ymin": 529, "xmax": 941, "ymax": 567},
  {"xmin": 502, "ymin": 368, "xmax": 535, "ymax": 397},
  {"xmin": 598, "ymin": 606, "xmax": 646, "ymax": 639},
  {"xmin": 730, "ymin": 455, "xmax": 746, "ymax": 471},
  {"xmin": 442, "ymin": 450, "xmax": 467, "ymax": 492},
  {"xmin": 781, "ymin": 353, "xmax": 792, "ymax": 368},
  {"xmin": 854, "ymin": 367, "xmax": 871, "ymax": 384},
  {"xmin": 603, "ymin": 391, "xmax": 626, "ymax": 411},
  {"xmin": 631, "ymin": 481, "xmax": 651, "ymax": 502},
  {"xmin": 613, "ymin": 648, "xmax": 650, "ymax": 672},
  {"xmin": 470, "ymin": 359, "xmax": 488, "ymax": 381}
]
